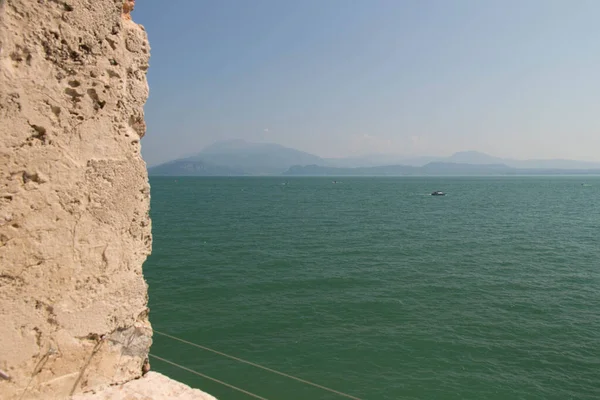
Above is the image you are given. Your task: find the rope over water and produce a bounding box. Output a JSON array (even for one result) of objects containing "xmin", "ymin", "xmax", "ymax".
[
  {"xmin": 153, "ymin": 330, "xmax": 363, "ymax": 400},
  {"xmin": 150, "ymin": 354, "xmax": 268, "ymax": 399}
]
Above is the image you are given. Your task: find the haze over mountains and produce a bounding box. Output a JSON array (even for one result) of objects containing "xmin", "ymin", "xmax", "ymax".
[
  {"xmin": 148, "ymin": 140, "xmax": 600, "ymax": 176},
  {"xmin": 325, "ymin": 151, "xmax": 600, "ymax": 170},
  {"xmin": 149, "ymin": 139, "xmax": 323, "ymax": 176}
]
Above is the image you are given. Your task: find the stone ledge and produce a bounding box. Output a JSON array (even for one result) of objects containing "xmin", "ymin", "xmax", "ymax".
[{"xmin": 71, "ymin": 372, "xmax": 217, "ymax": 400}]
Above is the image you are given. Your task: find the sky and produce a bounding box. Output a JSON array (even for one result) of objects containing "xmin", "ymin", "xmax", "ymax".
[{"xmin": 134, "ymin": 0, "xmax": 600, "ymax": 166}]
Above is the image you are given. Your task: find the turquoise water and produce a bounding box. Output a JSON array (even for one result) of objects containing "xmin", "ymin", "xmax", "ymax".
[{"xmin": 144, "ymin": 177, "xmax": 600, "ymax": 400}]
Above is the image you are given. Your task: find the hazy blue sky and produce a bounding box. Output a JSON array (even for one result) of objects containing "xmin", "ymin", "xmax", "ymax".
[{"xmin": 135, "ymin": 0, "xmax": 600, "ymax": 166}]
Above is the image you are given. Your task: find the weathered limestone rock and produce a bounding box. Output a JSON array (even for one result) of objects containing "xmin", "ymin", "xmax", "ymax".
[
  {"xmin": 71, "ymin": 372, "xmax": 218, "ymax": 400},
  {"xmin": 0, "ymin": 1, "xmax": 153, "ymax": 398},
  {"xmin": 122, "ymin": 0, "xmax": 136, "ymax": 20}
]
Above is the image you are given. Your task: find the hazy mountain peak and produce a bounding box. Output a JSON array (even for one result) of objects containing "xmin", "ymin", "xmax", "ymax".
[
  {"xmin": 447, "ymin": 151, "xmax": 503, "ymax": 164},
  {"xmin": 151, "ymin": 139, "xmax": 325, "ymax": 176},
  {"xmin": 201, "ymin": 139, "xmax": 258, "ymax": 153}
]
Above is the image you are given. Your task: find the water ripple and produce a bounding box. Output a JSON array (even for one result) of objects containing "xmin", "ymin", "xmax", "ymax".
[{"xmin": 146, "ymin": 177, "xmax": 600, "ymax": 400}]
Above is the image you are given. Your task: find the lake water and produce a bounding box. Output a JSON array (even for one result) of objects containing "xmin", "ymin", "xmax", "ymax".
[{"xmin": 144, "ymin": 176, "xmax": 600, "ymax": 400}]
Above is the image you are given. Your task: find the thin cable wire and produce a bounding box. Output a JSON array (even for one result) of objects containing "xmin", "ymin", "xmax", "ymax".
[
  {"xmin": 153, "ymin": 330, "xmax": 362, "ymax": 400},
  {"xmin": 150, "ymin": 353, "xmax": 268, "ymax": 400}
]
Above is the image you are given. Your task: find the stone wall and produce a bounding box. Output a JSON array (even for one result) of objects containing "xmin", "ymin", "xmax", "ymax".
[{"xmin": 0, "ymin": 1, "xmax": 154, "ymax": 398}]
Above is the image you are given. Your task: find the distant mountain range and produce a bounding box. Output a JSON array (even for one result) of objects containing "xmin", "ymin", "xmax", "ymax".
[
  {"xmin": 149, "ymin": 139, "xmax": 323, "ymax": 176},
  {"xmin": 148, "ymin": 159, "xmax": 246, "ymax": 176},
  {"xmin": 148, "ymin": 140, "xmax": 600, "ymax": 176},
  {"xmin": 325, "ymin": 150, "xmax": 600, "ymax": 170}
]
